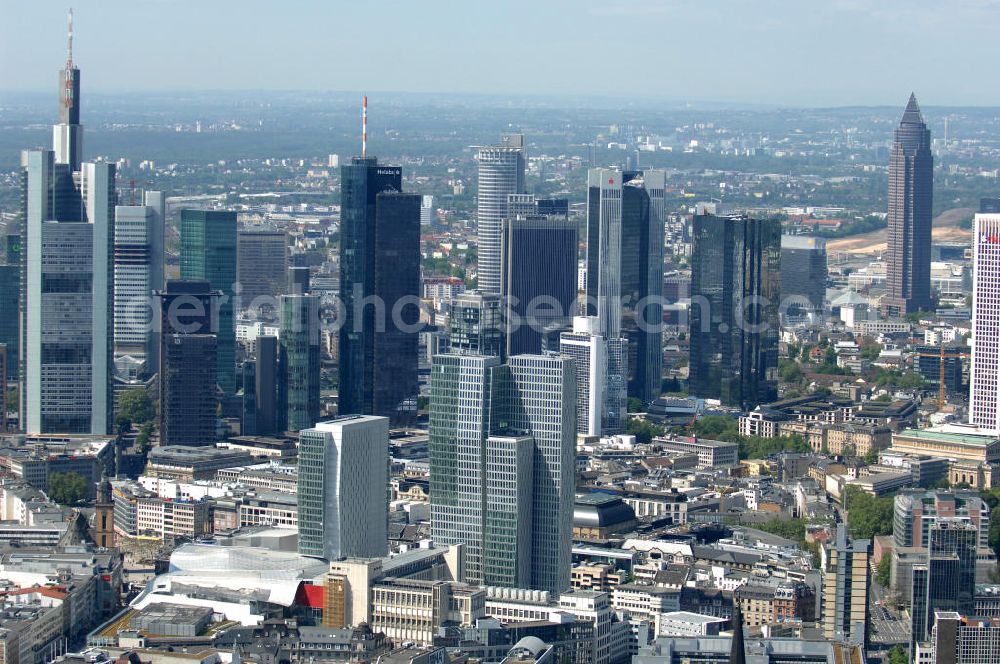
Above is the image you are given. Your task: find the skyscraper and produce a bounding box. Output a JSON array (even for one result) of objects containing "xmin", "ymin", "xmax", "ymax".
[
  {"xmin": 237, "ymin": 228, "xmax": 288, "ymax": 311},
  {"xmin": 447, "ymin": 292, "xmax": 504, "ymax": 358},
  {"xmin": 969, "ymin": 213, "xmax": 1000, "ymax": 433},
  {"xmin": 911, "ymin": 520, "xmax": 979, "ymax": 649},
  {"xmin": 180, "ymin": 209, "xmax": 237, "ymax": 395},
  {"xmin": 585, "ymin": 168, "xmax": 665, "ymax": 403},
  {"xmin": 297, "ymin": 415, "xmax": 389, "ymax": 560},
  {"xmin": 429, "ymin": 353, "xmax": 576, "ymax": 593},
  {"xmin": 822, "ymin": 525, "xmax": 870, "ymax": 646},
  {"xmin": 689, "ymin": 213, "xmax": 780, "ymax": 409},
  {"xmin": 559, "ymin": 316, "xmax": 627, "ymax": 437},
  {"xmin": 883, "ymin": 94, "xmax": 933, "ymax": 316},
  {"xmin": 503, "ymin": 197, "xmax": 577, "ymax": 356},
  {"xmin": 0, "ymin": 263, "xmax": 18, "ymax": 381},
  {"xmin": 157, "ymin": 280, "xmax": 219, "ymax": 446},
  {"xmin": 255, "ymin": 335, "xmax": 278, "ymax": 435},
  {"xmin": 337, "ymin": 157, "xmax": 421, "ymax": 424},
  {"xmin": 113, "ymin": 190, "xmax": 164, "ymax": 372},
  {"xmin": 279, "ymin": 295, "xmax": 321, "ymax": 432},
  {"xmin": 780, "ymin": 235, "xmax": 827, "ymax": 318},
  {"xmin": 21, "ymin": 153, "xmax": 115, "ymax": 435},
  {"xmin": 477, "ymin": 134, "xmax": 526, "ymax": 296}
]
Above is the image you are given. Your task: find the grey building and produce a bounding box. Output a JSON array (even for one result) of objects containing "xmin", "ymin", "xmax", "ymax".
[
  {"xmin": 448, "ymin": 292, "xmax": 504, "ymax": 358},
  {"xmin": 0, "ymin": 263, "xmax": 18, "ymax": 381},
  {"xmin": 689, "ymin": 213, "xmax": 780, "ymax": 409},
  {"xmin": 297, "ymin": 415, "xmax": 389, "ymax": 560},
  {"xmin": 237, "ymin": 228, "xmax": 288, "ymax": 311},
  {"xmin": 780, "ymin": 235, "xmax": 826, "ymax": 317},
  {"xmin": 585, "ymin": 169, "xmax": 665, "ymax": 403},
  {"xmin": 912, "ymin": 519, "xmax": 979, "ymax": 649},
  {"xmin": 279, "ymin": 295, "xmax": 321, "ymax": 432},
  {"xmin": 477, "ymin": 134, "xmax": 526, "ymax": 296},
  {"xmin": 429, "ymin": 353, "xmax": 576, "ymax": 593},
  {"xmin": 883, "ymin": 94, "xmax": 933, "ymax": 316}
]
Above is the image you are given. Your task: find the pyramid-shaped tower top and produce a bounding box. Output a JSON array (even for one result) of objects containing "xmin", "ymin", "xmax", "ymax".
[{"xmin": 901, "ymin": 92, "xmax": 924, "ymax": 125}]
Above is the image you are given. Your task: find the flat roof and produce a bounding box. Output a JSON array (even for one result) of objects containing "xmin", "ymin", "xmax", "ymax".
[{"xmin": 895, "ymin": 428, "xmax": 996, "ymax": 447}]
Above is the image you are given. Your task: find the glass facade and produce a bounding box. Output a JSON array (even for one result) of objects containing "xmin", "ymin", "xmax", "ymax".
[
  {"xmin": 279, "ymin": 295, "xmax": 320, "ymax": 431},
  {"xmin": 180, "ymin": 209, "xmax": 237, "ymax": 394},
  {"xmin": 780, "ymin": 235, "xmax": 827, "ymax": 317},
  {"xmin": 689, "ymin": 213, "xmax": 780, "ymax": 409}
]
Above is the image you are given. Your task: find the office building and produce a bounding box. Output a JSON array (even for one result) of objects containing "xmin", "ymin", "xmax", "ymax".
[
  {"xmin": 420, "ymin": 194, "xmax": 435, "ymax": 226},
  {"xmin": 157, "ymin": 280, "xmax": 219, "ymax": 446},
  {"xmin": 254, "ymin": 335, "xmax": 278, "ymax": 435},
  {"xmin": 477, "ymin": 133, "xmax": 526, "ymax": 296},
  {"xmin": 893, "ymin": 490, "xmax": 990, "ymax": 550},
  {"xmin": 448, "ymin": 292, "xmax": 504, "ymax": 357},
  {"xmin": 503, "ymin": 197, "xmax": 577, "ymax": 356},
  {"xmin": 559, "ymin": 317, "xmax": 627, "ymax": 437},
  {"xmin": 821, "ymin": 525, "xmax": 870, "ymax": 646},
  {"xmin": 297, "ymin": 415, "xmax": 389, "ymax": 560},
  {"xmin": 0, "ymin": 263, "xmax": 17, "ymax": 381},
  {"xmin": 585, "ymin": 169, "xmax": 665, "ymax": 403},
  {"xmin": 21, "ymin": 152, "xmax": 115, "ymax": 434},
  {"xmin": 241, "ymin": 359, "xmax": 257, "ymax": 436},
  {"xmin": 113, "ymin": 190, "xmax": 164, "ymax": 371},
  {"xmin": 288, "ymin": 266, "xmax": 311, "ymax": 295},
  {"xmin": 180, "ymin": 209, "xmax": 237, "ymax": 395},
  {"xmin": 338, "ymin": 157, "xmax": 420, "ymax": 424},
  {"xmin": 912, "ymin": 520, "xmax": 979, "ymax": 648},
  {"xmin": 429, "ymin": 353, "xmax": 576, "ymax": 593},
  {"xmin": 929, "ymin": 611, "xmax": 1000, "ymax": 664},
  {"xmin": 237, "ymin": 228, "xmax": 288, "ymax": 309},
  {"xmin": 883, "ymin": 94, "xmax": 933, "ymax": 316},
  {"xmin": 780, "ymin": 235, "xmax": 826, "ymax": 317},
  {"xmin": 970, "ymin": 213, "xmax": 1000, "ymax": 433},
  {"xmin": 689, "ymin": 213, "xmax": 780, "ymax": 409},
  {"xmin": 279, "ymin": 295, "xmax": 321, "ymax": 431}
]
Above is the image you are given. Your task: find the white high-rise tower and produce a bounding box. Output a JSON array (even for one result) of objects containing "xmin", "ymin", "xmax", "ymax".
[
  {"xmin": 476, "ymin": 133, "xmax": 525, "ymax": 295},
  {"xmin": 969, "ymin": 213, "xmax": 1000, "ymax": 433}
]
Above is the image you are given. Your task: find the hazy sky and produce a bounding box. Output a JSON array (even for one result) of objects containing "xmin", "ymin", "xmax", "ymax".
[{"xmin": 3, "ymin": 0, "xmax": 1000, "ymax": 107}]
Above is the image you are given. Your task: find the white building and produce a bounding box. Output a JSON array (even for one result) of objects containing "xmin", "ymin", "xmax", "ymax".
[
  {"xmin": 297, "ymin": 416, "xmax": 389, "ymax": 560},
  {"xmin": 476, "ymin": 134, "xmax": 525, "ymax": 295},
  {"xmin": 970, "ymin": 213, "xmax": 1000, "ymax": 433},
  {"xmin": 113, "ymin": 191, "xmax": 164, "ymax": 370}
]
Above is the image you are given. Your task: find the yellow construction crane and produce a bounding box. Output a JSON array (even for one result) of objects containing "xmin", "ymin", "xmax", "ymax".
[{"xmin": 915, "ymin": 343, "xmax": 970, "ymax": 408}]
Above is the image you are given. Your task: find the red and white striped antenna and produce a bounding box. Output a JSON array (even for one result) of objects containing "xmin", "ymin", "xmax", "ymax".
[{"xmin": 362, "ymin": 94, "xmax": 368, "ymax": 158}]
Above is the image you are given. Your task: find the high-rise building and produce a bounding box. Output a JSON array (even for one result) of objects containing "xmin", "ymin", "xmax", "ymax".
[
  {"xmin": 689, "ymin": 213, "xmax": 780, "ymax": 409},
  {"xmin": 447, "ymin": 292, "xmax": 504, "ymax": 358},
  {"xmin": 0, "ymin": 263, "xmax": 18, "ymax": 381},
  {"xmin": 113, "ymin": 190, "xmax": 164, "ymax": 372},
  {"xmin": 585, "ymin": 169, "xmax": 665, "ymax": 403},
  {"xmin": 893, "ymin": 489, "xmax": 990, "ymax": 550},
  {"xmin": 297, "ymin": 415, "xmax": 389, "ymax": 560},
  {"xmin": 279, "ymin": 295, "xmax": 321, "ymax": 432},
  {"xmin": 429, "ymin": 353, "xmax": 576, "ymax": 593},
  {"xmin": 912, "ymin": 520, "xmax": 979, "ymax": 649},
  {"xmin": 477, "ymin": 134, "xmax": 526, "ymax": 296},
  {"xmin": 883, "ymin": 94, "xmax": 933, "ymax": 316},
  {"xmin": 237, "ymin": 228, "xmax": 288, "ymax": 310},
  {"xmin": 780, "ymin": 235, "xmax": 827, "ymax": 318},
  {"xmin": 337, "ymin": 157, "xmax": 420, "ymax": 424},
  {"xmin": 822, "ymin": 525, "xmax": 870, "ymax": 646},
  {"xmin": 503, "ymin": 197, "xmax": 577, "ymax": 356},
  {"xmin": 559, "ymin": 316, "xmax": 627, "ymax": 437},
  {"xmin": 157, "ymin": 280, "xmax": 219, "ymax": 446},
  {"xmin": 930, "ymin": 611, "xmax": 1000, "ymax": 664},
  {"xmin": 0, "ymin": 345, "xmax": 6, "ymax": 431},
  {"xmin": 970, "ymin": 213, "xmax": 1000, "ymax": 433},
  {"xmin": 420, "ymin": 194, "xmax": 435, "ymax": 226},
  {"xmin": 180, "ymin": 209, "xmax": 237, "ymax": 395},
  {"xmin": 21, "ymin": 151, "xmax": 115, "ymax": 435},
  {"xmin": 255, "ymin": 335, "xmax": 278, "ymax": 435}
]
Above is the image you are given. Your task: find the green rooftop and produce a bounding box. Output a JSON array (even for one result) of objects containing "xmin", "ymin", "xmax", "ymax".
[{"xmin": 895, "ymin": 428, "xmax": 998, "ymax": 447}]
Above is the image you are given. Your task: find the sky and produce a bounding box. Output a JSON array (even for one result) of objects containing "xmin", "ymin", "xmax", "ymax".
[{"xmin": 2, "ymin": 0, "xmax": 1000, "ymax": 107}]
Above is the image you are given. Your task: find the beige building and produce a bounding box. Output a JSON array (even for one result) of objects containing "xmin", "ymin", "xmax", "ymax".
[
  {"xmin": 571, "ymin": 564, "xmax": 624, "ymax": 592},
  {"xmin": 822, "ymin": 525, "xmax": 870, "ymax": 644}
]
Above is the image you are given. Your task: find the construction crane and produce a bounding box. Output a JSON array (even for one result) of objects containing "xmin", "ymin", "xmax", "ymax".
[{"xmin": 915, "ymin": 343, "xmax": 970, "ymax": 408}]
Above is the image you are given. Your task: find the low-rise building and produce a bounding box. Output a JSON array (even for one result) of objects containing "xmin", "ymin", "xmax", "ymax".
[{"xmin": 652, "ymin": 437, "xmax": 738, "ymax": 469}]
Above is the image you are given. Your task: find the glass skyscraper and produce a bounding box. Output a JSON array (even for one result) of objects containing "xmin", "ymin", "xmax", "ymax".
[
  {"xmin": 780, "ymin": 235, "xmax": 827, "ymax": 318},
  {"xmin": 884, "ymin": 94, "xmax": 933, "ymax": 316},
  {"xmin": 429, "ymin": 353, "xmax": 576, "ymax": 593},
  {"xmin": 338, "ymin": 158, "xmax": 420, "ymax": 424},
  {"xmin": 180, "ymin": 209, "xmax": 237, "ymax": 395},
  {"xmin": 476, "ymin": 133, "xmax": 525, "ymax": 296},
  {"xmin": 689, "ymin": 213, "xmax": 780, "ymax": 409},
  {"xmin": 279, "ymin": 295, "xmax": 321, "ymax": 432},
  {"xmin": 586, "ymin": 168, "xmax": 665, "ymax": 403}
]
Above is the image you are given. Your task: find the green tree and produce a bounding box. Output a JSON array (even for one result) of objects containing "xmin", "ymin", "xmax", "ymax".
[
  {"xmin": 4, "ymin": 387, "xmax": 16, "ymax": 413},
  {"xmin": 136, "ymin": 421, "xmax": 155, "ymax": 452},
  {"xmin": 887, "ymin": 645, "xmax": 908, "ymax": 664},
  {"xmin": 116, "ymin": 389, "xmax": 154, "ymax": 427},
  {"xmin": 876, "ymin": 555, "xmax": 891, "ymax": 588},
  {"xmin": 690, "ymin": 415, "xmax": 741, "ymax": 441},
  {"xmin": 843, "ymin": 486, "xmax": 895, "ymax": 540},
  {"xmin": 48, "ymin": 471, "xmax": 89, "ymax": 506},
  {"xmin": 863, "ymin": 447, "xmax": 880, "ymax": 464},
  {"xmin": 627, "ymin": 418, "xmax": 665, "ymax": 445},
  {"xmin": 778, "ymin": 359, "xmax": 803, "ymax": 383},
  {"xmin": 627, "ymin": 397, "xmax": 645, "ymax": 413}
]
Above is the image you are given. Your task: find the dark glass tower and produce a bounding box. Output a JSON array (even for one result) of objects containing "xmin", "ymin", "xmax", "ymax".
[
  {"xmin": 884, "ymin": 94, "xmax": 933, "ymax": 316},
  {"xmin": 156, "ymin": 280, "xmax": 219, "ymax": 446},
  {"xmin": 0, "ymin": 264, "xmax": 18, "ymax": 380},
  {"xmin": 503, "ymin": 200, "xmax": 577, "ymax": 356},
  {"xmin": 780, "ymin": 235, "xmax": 827, "ymax": 317},
  {"xmin": 689, "ymin": 213, "xmax": 780, "ymax": 409},
  {"xmin": 279, "ymin": 295, "xmax": 321, "ymax": 431},
  {"xmin": 338, "ymin": 157, "xmax": 420, "ymax": 424},
  {"xmin": 180, "ymin": 209, "xmax": 237, "ymax": 395}
]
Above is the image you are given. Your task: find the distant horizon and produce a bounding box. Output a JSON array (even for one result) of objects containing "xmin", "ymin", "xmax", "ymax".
[{"xmin": 5, "ymin": 1, "xmax": 1000, "ymax": 107}]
